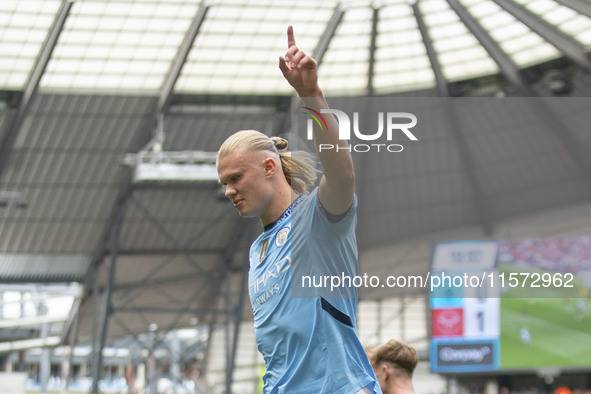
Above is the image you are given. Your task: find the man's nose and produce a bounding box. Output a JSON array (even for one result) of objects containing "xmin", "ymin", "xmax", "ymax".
[{"xmin": 225, "ymin": 185, "xmax": 235, "ymax": 199}]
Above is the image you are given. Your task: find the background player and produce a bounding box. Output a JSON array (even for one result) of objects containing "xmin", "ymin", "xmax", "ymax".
[{"xmin": 368, "ymin": 340, "xmax": 418, "ymax": 394}]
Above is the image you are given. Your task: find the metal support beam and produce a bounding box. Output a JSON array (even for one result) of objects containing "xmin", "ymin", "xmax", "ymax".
[
  {"xmin": 113, "ymin": 196, "xmax": 232, "ymax": 318},
  {"xmin": 40, "ymin": 323, "xmax": 50, "ymax": 394},
  {"xmin": 91, "ymin": 264, "xmax": 99, "ymax": 380},
  {"xmin": 158, "ymin": 1, "xmax": 210, "ymax": 113},
  {"xmin": 113, "ymin": 306, "xmax": 229, "ymax": 314},
  {"xmin": 414, "ymin": 2, "xmax": 494, "ymax": 234},
  {"xmin": 492, "ymin": 0, "xmax": 591, "ymax": 71},
  {"xmin": 211, "ymin": 218, "xmax": 249, "ymax": 394},
  {"xmin": 313, "ymin": 2, "xmax": 346, "ymax": 64},
  {"xmin": 65, "ymin": 308, "xmax": 80, "ymax": 393},
  {"xmin": 116, "ymin": 248, "xmax": 222, "ymax": 256},
  {"xmin": 445, "ymin": 0, "xmax": 529, "ymax": 91},
  {"xmin": 91, "ymin": 203, "xmax": 125, "ymax": 393},
  {"xmin": 226, "ymin": 222, "xmax": 251, "ymax": 394},
  {"xmin": 126, "ymin": 194, "xmax": 210, "ymax": 274},
  {"xmin": 224, "ymin": 265, "xmax": 233, "ymax": 394},
  {"xmin": 553, "ymin": 0, "xmax": 591, "ymax": 19},
  {"xmin": 201, "ymin": 315, "xmax": 217, "ymax": 387},
  {"xmin": 148, "ymin": 353, "xmax": 158, "ymax": 394},
  {"xmin": 171, "ymin": 332, "xmax": 181, "ymax": 394},
  {"xmin": 367, "ymin": 5, "xmax": 380, "ymax": 95},
  {"xmin": 201, "ymin": 218, "xmax": 246, "ymax": 386},
  {"xmin": 0, "ymin": 314, "xmax": 68, "ymax": 329},
  {"xmin": 136, "ymin": 0, "xmax": 209, "ymax": 153},
  {"xmin": 110, "ymin": 314, "xmax": 154, "ymax": 351},
  {"xmin": 413, "ymin": 2, "xmax": 449, "ymax": 96},
  {"xmin": 0, "ymin": 337, "xmax": 60, "ymax": 352},
  {"xmin": 0, "ymin": 0, "xmax": 73, "ymax": 180},
  {"xmin": 60, "ymin": 296, "xmax": 81, "ymax": 343},
  {"xmin": 113, "ymin": 271, "xmax": 223, "ymax": 292},
  {"xmin": 84, "ymin": 0, "xmax": 210, "ymax": 315},
  {"xmin": 155, "ymin": 277, "xmax": 225, "ymax": 342}
]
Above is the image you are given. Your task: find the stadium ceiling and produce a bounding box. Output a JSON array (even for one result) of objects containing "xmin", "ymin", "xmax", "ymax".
[
  {"xmin": 2, "ymin": 0, "xmax": 591, "ymax": 96},
  {"xmin": 1, "ymin": 0, "xmax": 591, "ymax": 363}
]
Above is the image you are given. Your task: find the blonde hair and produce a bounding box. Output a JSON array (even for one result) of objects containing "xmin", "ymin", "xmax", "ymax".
[
  {"xmin": 368, "ymin": 340, "xmax": 418, "ymax": 378},
  {"xmin": 217, "ymin": 129, "xmax": 317, "ymax": 194}
]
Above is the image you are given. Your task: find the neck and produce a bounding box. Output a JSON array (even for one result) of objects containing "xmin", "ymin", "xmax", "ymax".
[
  {"xmin": 387, "ymin": 380, "xmax": 415, "ymax": 394},
  {"xmin": 259, "ymin": 188, "xmax": 298, "ymax": 227}
]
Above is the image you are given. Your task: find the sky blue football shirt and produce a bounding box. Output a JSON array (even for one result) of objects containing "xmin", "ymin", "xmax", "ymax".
[{"xmin": 248, "ymin": 188, "xmax": 382, "ymax": 394}]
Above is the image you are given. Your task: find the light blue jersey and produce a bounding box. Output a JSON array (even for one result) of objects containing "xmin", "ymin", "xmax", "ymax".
[{"xmin": 248, "ymin": 188, "xmax": 382, "ymax": 394}]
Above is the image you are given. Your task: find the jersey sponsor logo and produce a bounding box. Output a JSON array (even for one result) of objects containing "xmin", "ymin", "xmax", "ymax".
[
  {"xmin": 250, "ymin": 257, "xmax": 292, "ymax": 294},
  {"xmin": 252, "ymin": 283, "xmax": 280, "ymax": 310},
  {"xmin": 249, "ymin": 257, "xmax": 292, "ymax": 311},
  {"xmin": 276, "ymin": 227, "xmax": 289, "ymax": 247}
]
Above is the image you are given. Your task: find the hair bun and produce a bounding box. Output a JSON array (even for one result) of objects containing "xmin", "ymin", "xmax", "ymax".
[{"xmin": 271, "ymin": 136, "xmax": 288, "ymax": 151}]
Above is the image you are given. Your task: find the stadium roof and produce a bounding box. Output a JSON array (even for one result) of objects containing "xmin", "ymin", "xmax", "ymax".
[{"xmin": 2, "ymin": 0, "xmax": 591, "ymax": 95}]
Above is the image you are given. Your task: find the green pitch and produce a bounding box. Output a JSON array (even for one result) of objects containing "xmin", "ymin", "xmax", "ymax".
[{"xmin": 500, "ymin": 297, "xmax": 591, "ymax": 369}]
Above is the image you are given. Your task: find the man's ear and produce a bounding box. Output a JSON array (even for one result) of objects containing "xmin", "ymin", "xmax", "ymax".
[
  {"xmin": 382, "ymin": 364, "xmax": 391, "ymax": 381},
  {"xmin": 262, "ymin": 157, "xmax": 276, "ymax": 178}
]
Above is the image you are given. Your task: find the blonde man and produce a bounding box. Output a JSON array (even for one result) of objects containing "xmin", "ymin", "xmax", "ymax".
[{"xmin": 217, "ymin": 26, "xmax": 381, "ymax": 393}]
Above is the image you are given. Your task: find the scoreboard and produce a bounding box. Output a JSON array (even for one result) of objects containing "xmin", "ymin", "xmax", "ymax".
[
  {"xmin": 429, "ymin": 241, "xmax": 501, "ymax": 373},
  {"xmin": 429, "ymin": 237, "xmax": 591, "ymax": 373}
]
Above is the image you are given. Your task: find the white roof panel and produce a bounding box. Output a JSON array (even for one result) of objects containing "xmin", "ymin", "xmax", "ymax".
[
  {"xmin": 40, "ymin": 0, "xmax": 199, "ymax": 92},
  {"xmin": 0, "ymin": 0, "xmax": 588, "ymax": 94}
]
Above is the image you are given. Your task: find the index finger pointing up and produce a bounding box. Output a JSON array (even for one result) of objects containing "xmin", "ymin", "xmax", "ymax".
[{"xmin": 287, "ymin": 25, "xmax": 296, "ymax": 48}]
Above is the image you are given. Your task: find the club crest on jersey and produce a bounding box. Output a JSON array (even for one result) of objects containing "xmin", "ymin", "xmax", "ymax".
[{"xmin": 276, "ymin": 227, "xmax": 289, "ymax": 247}]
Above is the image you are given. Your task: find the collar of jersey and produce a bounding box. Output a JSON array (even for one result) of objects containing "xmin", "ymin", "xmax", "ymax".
[{"xmin": 263, "ymin": 194, "xmax": 305, "ymax": 232}]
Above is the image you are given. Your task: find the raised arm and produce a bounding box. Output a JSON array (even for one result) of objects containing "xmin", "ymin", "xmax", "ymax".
[{"xmin": 279, "ymin": 25, "xmax": 355, "ymax": 216}]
